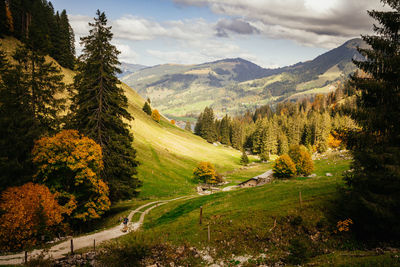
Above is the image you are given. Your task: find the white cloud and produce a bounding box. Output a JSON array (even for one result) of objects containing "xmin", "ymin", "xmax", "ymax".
[
  {"xmin": 174, "ymin": 0, "xmax": 389, "ymax": 48},
  {"xmin": 113, "ymin": 42, "xmax": 139, "ymax": 63},
  {"xmin": 111, "ymin": 15, "xmax": 212, "ymax": 41}
]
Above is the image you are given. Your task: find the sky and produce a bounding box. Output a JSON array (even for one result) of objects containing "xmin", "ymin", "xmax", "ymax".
[{"xmin": 50, "ymin": 0, "xmax": 387, "ymax": 68}]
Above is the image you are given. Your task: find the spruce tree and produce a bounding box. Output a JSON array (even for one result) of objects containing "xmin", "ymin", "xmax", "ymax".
[
  {"xmin": 12, "ymin": 45, "xmax": 65, "ymax": 133},
  {"xmin": 345, "ymin": 0, "xmax": 400, "ymax": 239},
  {"xmin": 230, "ymin": 119, "xmax": 243, "ymax": 150},
  {"xmin": 0, "ymin": 45, "xmax": 61, "ymax": 191},
  {"xmin": 70, "ymin": 10, "xmax": 140, "ymax": 201},
  {"xmin": 0, "ymin": 0, "xmax": 9, "ymax": 36},
  {"xmin": 195, "ymin": 107, "xmax": 217, "ymax": 143},
  {"xmin": 58, "ymin": 10, "xmax": 75, "ymax": 69},
  {"xmin": 240, "ymin": 149, "xmax": 249, "ymax": 165},
  {"xmin": 220, "ymin": 114, "xmax": 231, "ymax": 145},
  {"xmin": 142, "ymin": 101, "xmax": 152, "ymax": 115}
]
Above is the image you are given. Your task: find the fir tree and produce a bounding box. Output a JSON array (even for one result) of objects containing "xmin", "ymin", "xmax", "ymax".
[
  {"xmin": 277, "ymin": 132, "xmax": 289, "ymax": 155},
  {"xmin": 12, "ymin": 45, "xmax": 65, "ymax": 133},
  {"xmin": 346, "ymin": 0, "xmax": 400, "ymax": 239},
  {"xmin": 142, "ymin": 101, "xmax": 152, "ymax": 115},
  {"xmin": 194, "ymin": 107, "xmax": 217, "ymax": 143},
  {"xmin": 58, "ymin": 10, "xmax": 75, "ymax": 69},
  {"xmin": 219, "ymin": 114, "xmax": 231, "ymax": 145},
  {"xmin": 0, "ymin": 0, "xmax": 9, "ymax": 36},
  {"xmin": 0, "ymin": 45, "xmax": 61, "ymax": 191},
  {"xmin": 70, "ymin": 10, "xmax": 140, "ymax": 201},
  {"xmin": 240, "ymin": 149, "xmax": 249, "ymax": 165},
  {"xmin": 230, "ymin": 119, "xmax": 243, "ymax": 150}
]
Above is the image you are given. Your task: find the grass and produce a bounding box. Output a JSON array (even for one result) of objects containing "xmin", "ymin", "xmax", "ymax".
[
  {"xmin": 123, "ymin": 84, "xmax": 242, "ymax": 198},
  {"xmin": 138, "ymin": 157, "xmax": 350, "ymax": 244},
  {"xmin": 102, "ymin": 156, "xmax": 398, "ymax": 265}
]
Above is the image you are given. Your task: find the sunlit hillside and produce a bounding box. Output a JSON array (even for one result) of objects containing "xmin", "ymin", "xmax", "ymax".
[{"xmin": 0, "ymin": 37, "xmax": 242, "ymax": 198}]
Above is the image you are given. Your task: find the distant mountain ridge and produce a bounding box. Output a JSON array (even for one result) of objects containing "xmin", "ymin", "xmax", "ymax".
[
  {"xmin": 118, "ymin": 62, "xmax": 148, "ymax": 78},
  {"xmin": 121, "ymin": 38, "xmax": 366, "ymax": 119}
]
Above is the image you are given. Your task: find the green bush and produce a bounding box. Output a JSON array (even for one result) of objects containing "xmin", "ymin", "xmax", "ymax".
[{"xmin": 273, "ymin": 154, "xmax": 296, "ymax": 178}]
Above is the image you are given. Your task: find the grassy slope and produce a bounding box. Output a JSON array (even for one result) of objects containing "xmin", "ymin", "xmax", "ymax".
[
  {"xmin": 114, "ymin": 155, "xmax": 398, "ymax": 265},
  {"xmin": 122, "ymin": 83, "xmax": 242, "ymax": 198},
  {"xmin": 0, "ymin": 37, "xmax": 243, "ymax": 199},
  {"xmin": 141, "ymin": 156, "xmax": 351, "ymax": 243}
]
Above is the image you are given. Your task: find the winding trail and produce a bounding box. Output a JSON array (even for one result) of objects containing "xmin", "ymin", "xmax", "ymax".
[{"xmin": 0, "ymin": 196, "xmax": 191, "ymax": 265}]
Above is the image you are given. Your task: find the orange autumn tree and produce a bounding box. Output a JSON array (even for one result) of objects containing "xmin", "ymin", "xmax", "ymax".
[
  {"xmin": 32, "ymin": 130, "xmax": 110, "ymax": 222},
  {"xmin": 0, "ymin": 183, "xmax": 64, "ymax": 251},
  {"xmin": 151, "ymin": 109, "xmax": 161, "ymax": 122}
]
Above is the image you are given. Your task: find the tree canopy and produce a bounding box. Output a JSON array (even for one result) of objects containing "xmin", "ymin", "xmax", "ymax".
[
  {"xmin": 345, "ymin": 0, "xmax": 400, "ymax": 239},
  {"xmin": 70, "ymin": 10, "xmax": 140, "ymax": 201}
]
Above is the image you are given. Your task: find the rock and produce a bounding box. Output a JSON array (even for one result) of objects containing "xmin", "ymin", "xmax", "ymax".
[
  {"xmin": 308, "ymin": 173, "xmax": 317, "ymax": 177},
  {"xmin": 146, "ymin": 265, "xmax": 158, "ymax": 267},
  {"xmin": 326, "ymin": 173, "xmax": 333, "ymax": 177},
  {"xmin": 176, "ymin": 246, "xmax": 184, "ymax": 254}
]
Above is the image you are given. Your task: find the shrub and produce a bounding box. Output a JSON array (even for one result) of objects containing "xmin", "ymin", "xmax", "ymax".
[
  {"xmin": 240, "ymin": 150, "xmax": 249, "ymax": 165},
  {"xmin": 288, "ymin": 145, "xmax": 314, "ymax": 176},
  {"xmin": 290, "ymin": 215, "xmax": 303, "ymax": 226},
  {"xmin": 171, "ymin": 119, "xmax": 176, "ymax": 125},
  {"xmin": 287, "ymin": 237, "xmax": 310, "ymax": 265},
  {"xmin": 193, "ymin": 162, "xmax": 220, "ymax": 184},
  {"xmin": 151, "ymin": 109, "xmax": 161, "ymax": 122},
  {"xmin": 0, "ymin": 183, "xmax": 64, "ymax": 251},
  {"xmin": 273, "ymin": 154, "xmax": 296, "ymax": 178},
  {"xmin": 296, "ymin": 150, "xmax": 314, "ymax": 176},
  {"xmin": 288, "ymin": 144, "xmax": 308, "ymax": 163}
]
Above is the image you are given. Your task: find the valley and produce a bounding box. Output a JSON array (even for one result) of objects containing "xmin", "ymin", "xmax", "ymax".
[{"xmin": 122, "ymin": 39, "xmax": 367, "ymax": 120}]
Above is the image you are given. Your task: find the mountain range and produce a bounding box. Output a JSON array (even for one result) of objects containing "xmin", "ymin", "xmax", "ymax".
[{"xmin": 121, "ymin": 38, "xmax": 366, "ymax": 120}]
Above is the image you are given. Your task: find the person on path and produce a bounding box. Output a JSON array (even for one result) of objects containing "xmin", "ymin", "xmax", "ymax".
[{"xmin": 122, "ymin": 217, "xmax": 129, "ymax": 232}]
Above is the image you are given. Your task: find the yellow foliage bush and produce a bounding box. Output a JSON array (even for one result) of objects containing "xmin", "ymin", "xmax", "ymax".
[
  {"xmin": 0, "ymin": 183, "xmax": 64, "ymax": 251},
  {"xmin": 295, "ymin": 150, "xmax": 314, "ymax": 176},
  {"xmin": 193, "ymin": 162, "xmax": 221, "ymax": 184},
  {"xmin": 32, "ymin": 130, "xmax": 110, "ymax": 222},
  {"xmin": 273, "ymin": 154, "xmax": 296, "ymax": 178},
  {"xmin": 327, "ymin": 131, "xmax": 342, "ymax": 148},
  {"xmin": 288, "ymin": 145, "xmax": 314, "ymax": 176}
]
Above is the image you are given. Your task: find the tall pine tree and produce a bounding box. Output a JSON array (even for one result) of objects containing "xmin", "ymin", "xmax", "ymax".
[
  {"xmin": 70, "ymin": 10, "xmax": 140, "ymax": 201},
  {"xmin": 346, "ymin": 0, "xmax": 400, "ymax": 239},
  {"xmin": 0, "ymin": 43, "xmax": 64, "ymax": 191}
]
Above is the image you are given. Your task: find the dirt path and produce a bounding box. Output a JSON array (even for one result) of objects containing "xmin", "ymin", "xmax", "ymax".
[{"xmin": 0, "ymin": 196, "xmax": 190, "ymax": 265}]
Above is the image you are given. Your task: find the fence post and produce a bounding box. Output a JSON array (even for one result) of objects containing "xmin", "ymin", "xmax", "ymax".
[
  {"xmin": 207, "ymin": 223, "xmax": 210, "ymax": 242},
  {"xmin": 70, "ymin": 239, "xmax": 74, "ymax": 254},
  {"xmin": 199, "ymin": 206, "xmax": 203, "ymax": 225},
  {"xmin": 24, "ymin": 251, "xmax": 28, "ymax": 264},
  {"xmin": 93, "ymin": 239, "xmax": 96, "ymax": 251}
]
